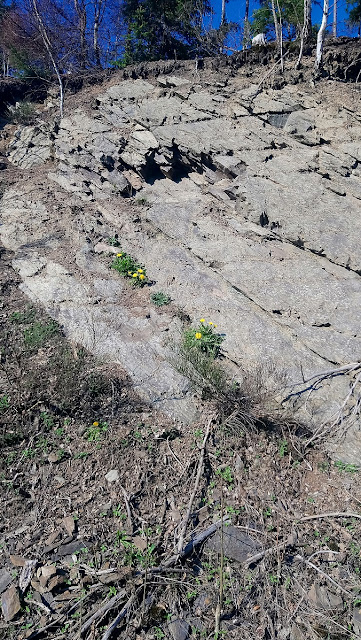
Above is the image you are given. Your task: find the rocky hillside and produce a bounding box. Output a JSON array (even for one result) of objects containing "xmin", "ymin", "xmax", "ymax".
[{"xmin": 1, "ymin": 46, "xmax": 361, "ymax": 462}]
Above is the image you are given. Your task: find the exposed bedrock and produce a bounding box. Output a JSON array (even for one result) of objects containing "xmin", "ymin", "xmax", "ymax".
[{"xmin": 1, "ymin": 63, "xmax": 361, "ymax": 462}]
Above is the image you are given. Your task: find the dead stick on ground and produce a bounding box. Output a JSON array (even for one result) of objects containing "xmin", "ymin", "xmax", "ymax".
[
  {"xmin": 101, "ymin": 594, "xmax": 136, "ymax": 640},
  {"xmin": 120, "ymin": 485, "xmax": 133, "ymax": 534},
  {"xmin": 295, "ymin": 555, "xmax": 352, "ymax": 596},
  {"xmin": 298, "ymin": 512, "xmax": 361, "ymax": 523},
  {"xmin": 215, "ymin": 485, "xmax": 225, "ymax": 636},
  {"xmin": 244, "ymin": 531, "xmax": 297, "ymax": 568},
  {"xmin": 80, "ymin": 590, "xmax": 126, "ymax": 635},
  {"xmin": 176, "ymin": 416, "xmax": 213, "ymax": 555}
]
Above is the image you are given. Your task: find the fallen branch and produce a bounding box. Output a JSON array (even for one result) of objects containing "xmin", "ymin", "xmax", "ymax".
[
  {"xmin": 244, "ymin": 531, "xmax": 297, "ymax": 568},
  {"xmin": 284, "ymin": 362, "xmax": 361, "ymax": 402},
  {"xmin": 176, "ymin": 416, "xmax": 213, "ymax": 555},
  {"xmin": 297, "ymin": 512, "xmax": 361, "ymax": 523},
  {"xmin": 295, "ymin": 554, "xmax": 352, "ymax": 597},
  {"xmin": 120, "ymin": 485, "xmax": 133, "ymax": 535},
  {"xmin": 164, "ymin": 516, "xmax": 230, "ymax": 567},
  {"xmin": 80, "ymin": 589, "xmax": 126, "ymax": 635},
  {"xmin": 101, "ymin": 594, "xmax": 136, "ymax": 640}
]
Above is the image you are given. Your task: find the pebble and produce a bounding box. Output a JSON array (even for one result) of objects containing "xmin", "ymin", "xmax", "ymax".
[{"xmin": 105, "ymin": 469, "xmax": 119, "ymax": 483}]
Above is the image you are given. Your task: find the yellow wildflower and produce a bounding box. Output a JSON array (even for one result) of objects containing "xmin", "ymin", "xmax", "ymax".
[
  {"xmin": 132, "ymin": 273, "xmax": 138, "ymax": 278},
  {"xmin": 209, "ymin": 321, "xmax": 213, "ymax": 325},
  {"xmin": 200, "ymin": 318, "xmax": 205, "ymax": 323},
  {"xmin": 128, "ymin": 271, "xmax": 132, "ymax": 276},
  {"xmin": 138, "ymin": 268, "xmax": 143, "ymax": 273},
  {"xmin": 195, "ymin": 332, "xmax": 202, "ymax": 339},
  {"xmin": 117, "ymin": 253, "xmax": 122, "ymax": 257},
  {"xmin": 139, "ymin": 274, "xmax": 145, "ymax": 280},
  {"xmin": 93, "ymin": 421, "xmax": 99, "ymax": 427},
  {"xmin": 214, "ymin": 324, "xmax": 218, "ymax": 328}
]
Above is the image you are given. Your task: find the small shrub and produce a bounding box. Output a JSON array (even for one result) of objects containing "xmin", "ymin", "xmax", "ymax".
[
  {"xmin": 111, "ymin": 251, "xmax": 147, "ymax": 287},
  {"xmin": 151, "ymin": 292, "xmax": 171, "ymax": 307},
  {"xmin": 135, "ymin": 197, "xmax": 148, "ymax": 206},
  {"xmin": 183, "ymin": 319, "xmax": 224, "ymax": 359},
  {"xmin": 107, "ymin": 236, "xmax": 120, "ymax": 247},
  {"xmin": 7, "ymin": 101, "xmax": 37, "ymax": 125}
]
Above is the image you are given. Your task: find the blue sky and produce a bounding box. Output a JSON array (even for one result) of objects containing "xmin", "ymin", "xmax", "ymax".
[{"xmin": 210, "ymin": 0, "xmax": 359, "ymax": 37}]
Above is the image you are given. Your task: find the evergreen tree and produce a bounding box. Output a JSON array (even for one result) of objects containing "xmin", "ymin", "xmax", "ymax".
[
  {"xmin": 121, "ymin": 0, "xmax": 212, "ymax": 64},
  {"xmin": 251, "ymin": 0, "xmax": 303, "ymax": 39},
  {"xmin": 347, "ymin": 0, "xmax": 361, "ymax": 30}
]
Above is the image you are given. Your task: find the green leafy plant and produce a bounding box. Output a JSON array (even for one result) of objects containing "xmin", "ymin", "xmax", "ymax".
[
  {"xmin": 40, "ymin": 412, "xmax": 54, "ymax": 429},
  {"xmin": 334, "ymin": 461, "xmax": 359, "ymax": 473},
  {"xmin": 87, "ymin": 421, "xmax": 108, "ymax": 442},
  {"xmin": 278, "ymin": 439, "xmax": 288, "ymax": 458},
  {"xmin": 24, "ymin": 320, "xmax": 59, "ymax": 349},
  {"xmin": 216, "ymin": 466, "xmax": 233, "ymax": 484},
  {"xmin": 7, "ymin": 101, "xmax": 37, "ymax": 125},
  {"xmin": 10, "ymin": 308, "xmax": 36, "ymax": 324},
  {"xmin": 75, "ymin": 451, "xmax": 90, "ymax": 459},
  {"xmin": 108, "ymin": 236, "xmax": 120, "ymax": 247},
  {"xmin": 135, "ymin": 196, "xmax": 149, "ymax": 206},
  {"xmin": 111, "ymin": 251, "xmax": 147, "ymax": 286},
  {"xmin": 151, "ymin": 292, "xmax": 171, "ymax": 307},
  {"xmin": 183, "ymin": 319, "xmax": 224, "ymax": 358},
  {"xmin": 0, "ymin": 395, "xmax": 9, "ymax": 411}
]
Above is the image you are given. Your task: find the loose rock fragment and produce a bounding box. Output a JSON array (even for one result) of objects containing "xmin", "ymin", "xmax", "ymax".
[
  {"xmin": 105, "ymin": 469, "xmax": 119, "ymax": 483},
  {"xmin": 62, "ymin": 515, "xmax": 76, "ymax": 536},
  {"xmin": 1, "ymin": 584, "xmax": 21, "ymax": 621}
]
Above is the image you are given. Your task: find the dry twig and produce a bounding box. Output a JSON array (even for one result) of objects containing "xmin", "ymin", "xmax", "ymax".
[
  {"xmin": 295, "ymin": 555, "xmax": 352, "ymax": 596},
  {"xmin": 176, "ymin": 416, "xmax": 213, "ymax": 555},
  {"xmin": 298, "ymin": 512, "xmax": 361, "ymax": 523},
  {"xmin": 80, "ymin": 590, "xmax": 126, "ymax": 635}
]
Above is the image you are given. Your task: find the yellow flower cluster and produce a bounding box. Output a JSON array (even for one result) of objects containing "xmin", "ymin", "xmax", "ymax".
[
  {"xmin": 132, "ymin": 268, "xmax": 145, "ymax": 280},
  {"xmin": 200, "ymin": 318, "xmax": 217, "ymax": 328},
  {"xmin": 195, "ymin": 332, "xmax": 202, "ymax": 339},
  {"xmin": 117, "ymin": 253, "xmax": 123, "ymax": 257},
  {"xmin": 93, "ymin": 421, "xmax": 99, "ymax": 427}
]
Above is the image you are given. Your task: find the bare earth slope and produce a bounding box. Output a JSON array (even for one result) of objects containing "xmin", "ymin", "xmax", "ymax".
[{"xmin": 1, "ymin": 51, "xmax": 361, "ymax": 461}]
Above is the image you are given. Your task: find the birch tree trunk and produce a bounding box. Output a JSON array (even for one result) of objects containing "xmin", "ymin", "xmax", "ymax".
[
  {"xmin": 271, "ymin": 0, "xmax": 280, "ymax": 48},
  {"xmin": 275, "ymin": 0, "xmax": 284, "ymax": 72},
  {"xmin": 243, "ymin": 0, "xmax": 250, "ymax": 49},
  {"xmin": 31, "ymin": 0, "xmax": 64, "ymax": 118},
  {"xmin": 332, "ymin": 0, "xmax": 337, "ymax": 37},
  {"xmin": 315, "ymin": 0, "xmax": 329, "ymax": 71},
  {"xmin": 221, "ymin": 0, "xmax": 226, "ymax": 26},
  {"xmin": 296, "ymin": 0, "xmax": 312, "ymax": 68}
]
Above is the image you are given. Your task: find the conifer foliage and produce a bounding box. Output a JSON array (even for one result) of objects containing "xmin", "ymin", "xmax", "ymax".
[{"xmin": 121, "ymin": 0, "xmax": 213, "ymax": 64}]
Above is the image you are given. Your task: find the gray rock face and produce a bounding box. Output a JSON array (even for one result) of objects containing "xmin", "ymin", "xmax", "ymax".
[
  {"xmin": 1, "ymin": 66, "xmax": 361, "ymax": 460},
  {"xmin": 7, "ymin": 125, "xmax": 52, "ymax": 168}
]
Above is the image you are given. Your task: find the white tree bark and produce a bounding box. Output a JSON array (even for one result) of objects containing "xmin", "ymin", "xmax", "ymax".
[
  {"xmin": 31, "ymin": 0, "xmax": 64, "ymax": 118},
  {"xmin": 221, "ymin": 0, "xmax": 226, "ymax": 26},
  {"xmin": 275, "ymin": 0, "xmax": 284, "ymax": 72},
  {"xmin": 332, "ymin": 0, "xmax": 337, "ymax": 37},
  {"xmin": 271, "ymin": 0, "xmax": 280, "ymax": 48},
  {"xmin": 296, "ymin": 0, "xmax": 311, "ymax": 68},
  {"xmin": 315, "ymin": 0, "xmax": 329, "ymax": 70}
]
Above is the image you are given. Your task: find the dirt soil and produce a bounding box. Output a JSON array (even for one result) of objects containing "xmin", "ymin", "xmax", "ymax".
[{"xmin": 1, "ymin": 243, "xmax": 361, "ymax": 640}]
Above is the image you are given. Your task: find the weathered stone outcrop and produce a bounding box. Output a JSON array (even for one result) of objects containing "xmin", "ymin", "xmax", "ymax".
[{"xmin": 1, "ymin": 56, "xmax": 361, "ymax": 462}]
